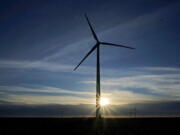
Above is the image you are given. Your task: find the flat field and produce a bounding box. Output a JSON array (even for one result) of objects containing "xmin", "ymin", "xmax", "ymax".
[{"xmin": 0, "ymin": 117, "xmax": 179, "ymax": 135}]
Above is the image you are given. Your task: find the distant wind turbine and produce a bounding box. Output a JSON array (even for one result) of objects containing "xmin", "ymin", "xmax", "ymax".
[{"xmin": 74, "ymin": 14, "xmax": 135, "ymax": 119}]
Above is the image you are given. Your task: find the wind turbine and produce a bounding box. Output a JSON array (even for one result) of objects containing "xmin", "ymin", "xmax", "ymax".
[{"xmin": 74, "ymin": 14, "xmax": 135, "ymax": 119}]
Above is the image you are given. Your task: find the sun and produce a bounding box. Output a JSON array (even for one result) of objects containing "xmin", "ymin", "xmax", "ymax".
[{"xmin": 100, "ymin": 97, "xmax": 109, "ymax": 106}]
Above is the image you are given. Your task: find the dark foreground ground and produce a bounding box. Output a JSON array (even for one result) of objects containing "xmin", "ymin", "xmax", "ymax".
[{"xmin": 0, "ymin": 117, "xmax": 179, "ymax": 135}]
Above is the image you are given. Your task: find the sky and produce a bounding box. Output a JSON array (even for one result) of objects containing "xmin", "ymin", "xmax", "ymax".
[{"xmin": 0, "ymin": 0, "xmax": 180, "ymax": 116}]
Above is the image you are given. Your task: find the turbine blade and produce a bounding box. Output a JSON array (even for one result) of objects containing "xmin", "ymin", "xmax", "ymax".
[
  {"xmin": 85, "ymin": 14, "xmax": 99, "ymax": 42},
  {"xmin": 101, "ymin": 42, "xmax": 135, "ymax": 49},
  {"xmin": 74, "ymin": 44, "xmax": 97, "ymax": 71}
]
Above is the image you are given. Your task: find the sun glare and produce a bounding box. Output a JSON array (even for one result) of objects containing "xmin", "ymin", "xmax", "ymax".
[{"xmin": 100, "ymin": 98, "xmax": 109, "ymax": 106}]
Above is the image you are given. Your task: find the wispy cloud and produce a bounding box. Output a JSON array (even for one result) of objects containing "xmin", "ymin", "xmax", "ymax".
[
  {"xmin": 0, "ymin": 84, "xmax": 158, "ymax": 105},
  {"xmin": 0, "ymin": 85, "xmax": 95, "ymax": 104},
  {"xmin": 0, "ymin": 85, "xmax": 94, "ymax": 96},
  {"xmin": 143, "ymin": 67, "xmax": 180, "ymax": 72},
  {"xmin": 43, "ymin": 37, "xmax": 93, "ymax": 61},
  {"xmin": 1, "ymin": 59, "xmax": 180, "ymax": 105},
  {"xmin": 104, "ymin": 1, "xmax": 180, "ymax": 38},
  {"xmin": 0, "ymin": 59, "xmax": 104, "ymax": 76},
  {"xmin": 41, "ymin": 1, "xmax": 180, "ymax": 63},
  {"xmin": 2, "ymin": 94, "xmax": 94, "ymax": 105},
  {"xmin": 0, "ymin": 59, "xmax": 142, "ymax": 76},
  {"xmin": 0, "ymin": 60, "xmax": 73, "ymax": 72},
  {"xmin": 82, "ymin": 67, "xmax": 180, "ymax": 99}
]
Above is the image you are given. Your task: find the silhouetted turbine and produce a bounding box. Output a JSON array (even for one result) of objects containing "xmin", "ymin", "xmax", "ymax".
[{"xmin": 74, "ymin": 14, "xmax": 135, "ymax": 119}]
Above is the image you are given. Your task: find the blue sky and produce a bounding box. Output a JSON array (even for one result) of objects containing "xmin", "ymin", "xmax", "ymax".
[{"xmin": 0, "ymin": 0, "xmax": 180, "ymax": 106}]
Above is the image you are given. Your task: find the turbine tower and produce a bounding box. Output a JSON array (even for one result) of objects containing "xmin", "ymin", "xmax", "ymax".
[{"xmin": 74, "ymin": 14, "xmax": 135, "ymax": 119}]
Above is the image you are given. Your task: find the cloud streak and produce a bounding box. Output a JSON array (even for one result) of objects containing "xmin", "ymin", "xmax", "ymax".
[
  {"xmin": 0, "ymin": 82, "xmax": 172, "ymax": 105},
  {"xmin": 0, "ymin": 60, "xmax": 73, "ymax": 72},
  {"xmin": 1, "ymin": 59, "xmax": 180, "ymax": 105},
  {"xmin": 0, "ymin": 59, "xmax": 143, "ymax": 76},
  {"xmin": 0, "ymin": 85, "xmax": 95, "ymax": 104},
  {"xmin": 82, "ymin": 67, "xmax": 180, "ymax": 99}
]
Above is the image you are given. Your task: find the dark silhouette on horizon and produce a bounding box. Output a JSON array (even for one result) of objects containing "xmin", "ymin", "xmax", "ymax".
[{"xmin": 74, "ymin": 14, "xmax": 135, "ymax": 119}]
